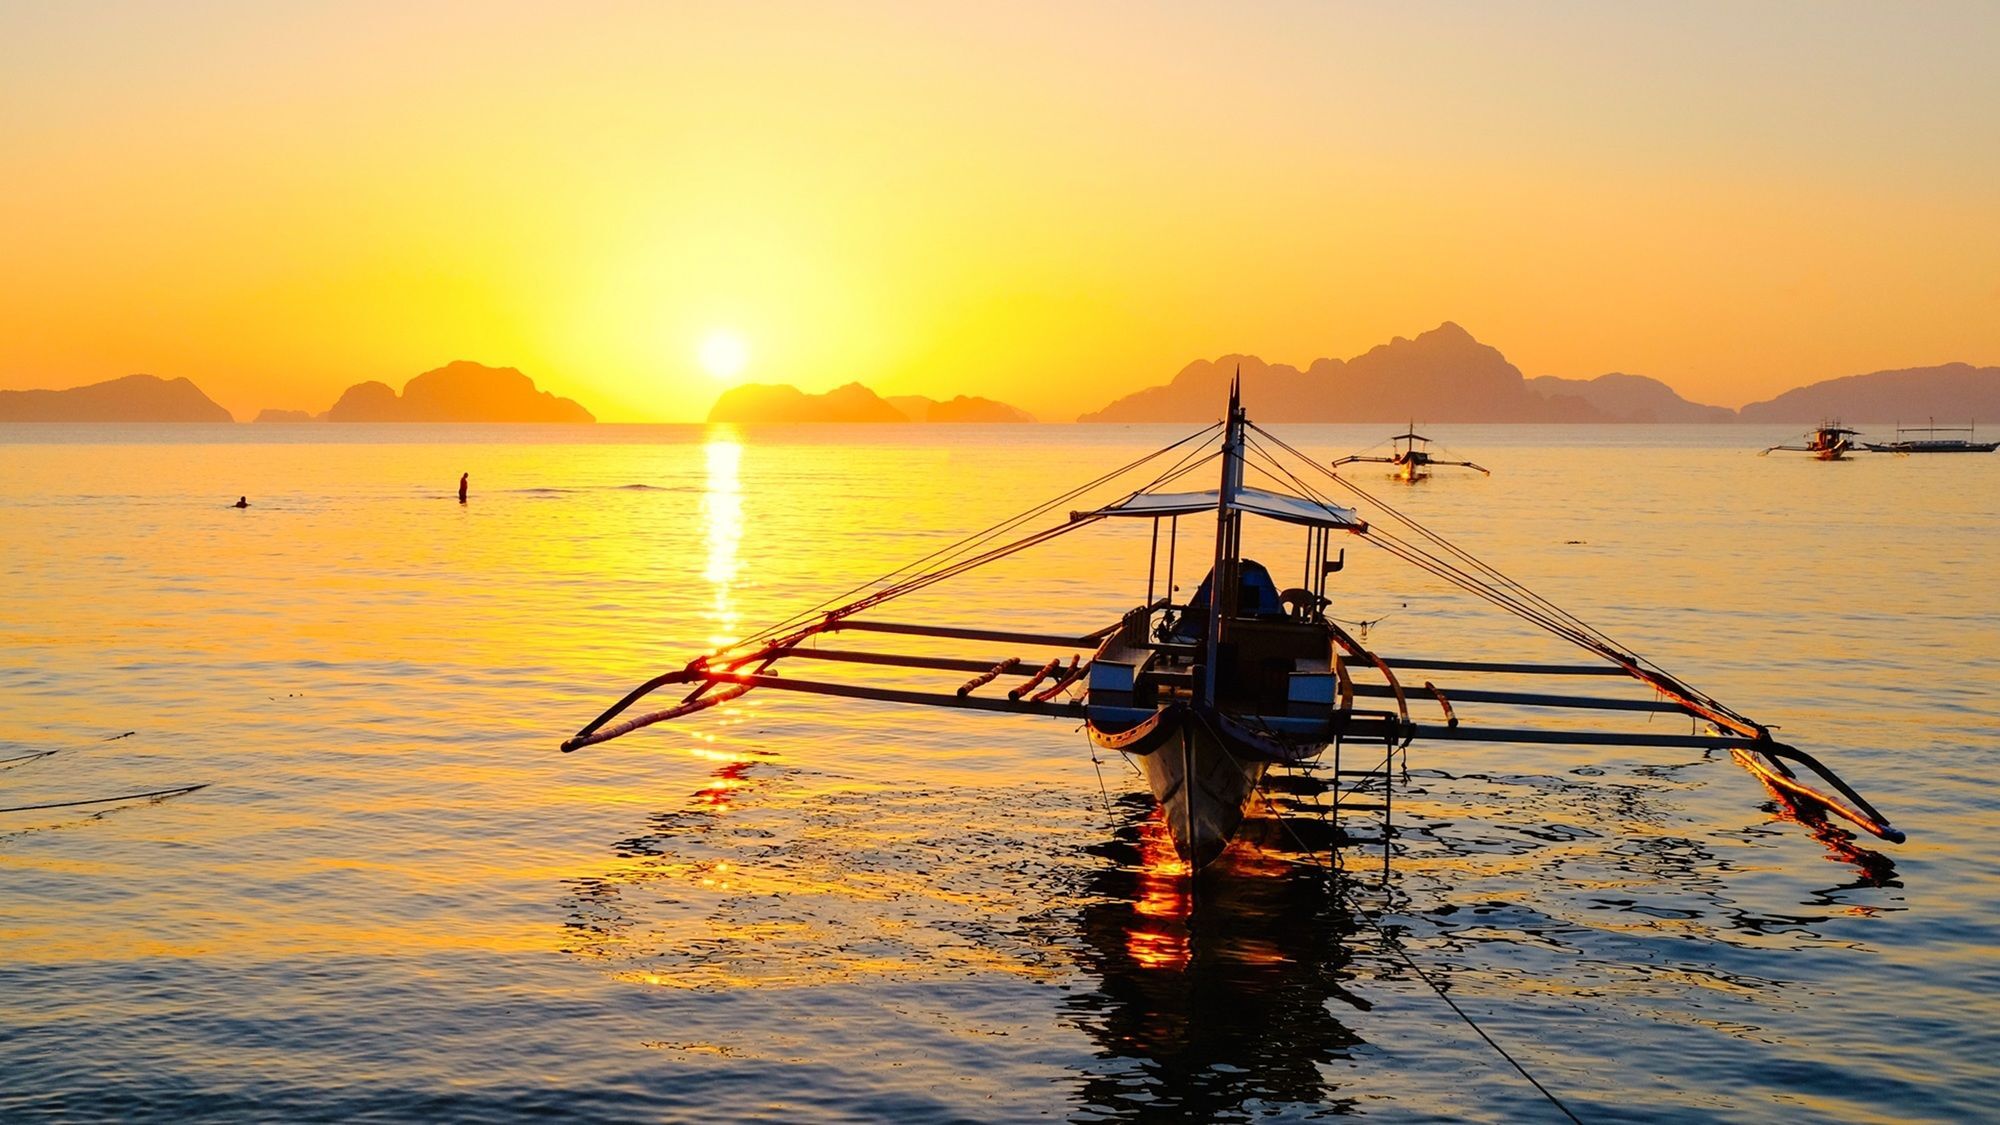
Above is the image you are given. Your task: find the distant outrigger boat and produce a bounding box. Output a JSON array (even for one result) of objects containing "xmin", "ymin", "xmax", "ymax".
[
  {"xmin": 1863, "ymin": 419, "xmax": 1998, "ymax": 454},
  {"xmin": 1761, "ymin": 422, "xmax": 1861, "ymax": 461},
  {"xmin": 565, "ymin": 382, "xmax": 1903, "ymax": 870},
  {"xmin": 1331, "ymin": 426, "xmax": 1489, "ymax": 482}
]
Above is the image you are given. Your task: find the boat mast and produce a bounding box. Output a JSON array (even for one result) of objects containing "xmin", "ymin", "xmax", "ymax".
[{"xmin": 1201, "ymin": 373, "xmax": 1246, "ymax": 706}]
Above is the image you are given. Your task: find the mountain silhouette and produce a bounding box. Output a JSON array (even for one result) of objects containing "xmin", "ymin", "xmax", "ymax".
[
  {"xmin": 1077, "ymin": 323, "xmax": 1605, "ymax": 423},
  {"xmin": 311, "ymin": 361, "xmax": 593, "ymax": 422},
  {"xmin": 708, "ymin": 382, "xmax": 1035, "ymax": 423},
  {"xmin": 1526, "ymin": 373, "xmax": 1735, "ymax": 423},
  {"xmin": 0, "ymin": 374, "xmax": 233, "ymax": 422},
  {"xmin": 884, "ymin": 394, "xmax": 1035, "ymax": 422},
  {"xmin": 1737, "ymin": 363, "xmax": 2000, "ymax": 423},
  {"xmin": 708, "ymin": 382, "xmax": 907, "ymax": 423}
]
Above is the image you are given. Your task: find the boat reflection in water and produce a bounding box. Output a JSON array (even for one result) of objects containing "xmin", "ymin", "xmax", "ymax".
[{"xmin": 1061, "ymin": 795, "xmax": 1368, "ymax": 1121}]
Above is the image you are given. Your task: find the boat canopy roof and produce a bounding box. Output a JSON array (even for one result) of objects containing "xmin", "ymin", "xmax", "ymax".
[{"xmin": 1080, "ymin": 486, "xmax": 1365, "ymax": 530}]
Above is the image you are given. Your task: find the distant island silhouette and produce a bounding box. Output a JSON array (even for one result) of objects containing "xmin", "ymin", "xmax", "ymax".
[
  {"xmin": 884, "ymin": 394, "xmax": 1035, "ymax": 423},
  {"xmin": 1524, "ymin": 372, "xmax": 1736, "ymax": 423},
  {"xmin": 296, "ymin": 361, "xmax": 594, "ymax": 423},
  {"xmin": 8, "ymin": 338, "xmax": 1996, "ymax": 424},
  {"xmin": 707, "ymin": 382, "xmax": 1033, "ymax": 423},
  {"xmin": 1736, "ymin": 363, "xmax": 2000, "ymax": 424},
  {"xmin": 0, "ymin": 374, "xmax": 233, "ymax": 422},
  {"xmin": 1079, "ymin": 324, "xmax": 1593, "ymax": 423},
  {"xmin": 0, "ymin": 363, "xmax": 592, "ymax": 423},
  {"xmin": 1075, "ymin": 322, "xmax": 1999, "ymax": 424}
]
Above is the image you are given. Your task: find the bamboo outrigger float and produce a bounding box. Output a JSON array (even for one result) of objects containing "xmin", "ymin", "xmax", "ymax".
[{"xmin": 564, "ymin": 381, "xmax": 1903, "ymax": 869}]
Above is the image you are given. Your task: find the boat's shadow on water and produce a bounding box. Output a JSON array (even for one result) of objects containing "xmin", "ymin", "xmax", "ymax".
[{"xmin": 1050, "ymin": 795, "xmax": 1372, "ymax": 1122}]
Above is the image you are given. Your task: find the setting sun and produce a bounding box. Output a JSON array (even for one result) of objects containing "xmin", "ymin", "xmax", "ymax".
[{"xmin": 699, "ymin": 331, "xmax": 749, "ymax": 381}]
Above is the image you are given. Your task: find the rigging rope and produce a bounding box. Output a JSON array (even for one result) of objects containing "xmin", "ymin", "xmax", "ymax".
[
  {"xmin": 1248, "ymin": 428, "xmax": 1625, "ymax": 647},
  {"xmin": 570, "ymin": 429, "xmax": 1231, "ymax": 746},
  {"xmin": 1240, "ymin": 427, "xmax": 1761, "ymax": 735},
  {"xmin": 1241, "ymin": 438, "xmax": 1626, "ymax": 645},
  {"xmin": 717, "ymin": 422, "xmax": 1224, "ymax": 658},
  {"xmin": 731, "ymin": 434, "xmax": 1226, "ymax": 656}
]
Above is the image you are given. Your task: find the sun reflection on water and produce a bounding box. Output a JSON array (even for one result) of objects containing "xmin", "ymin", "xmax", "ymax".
[
  {"xmin": 1126, "ymin": 810, "xmax": 1191, "ymax": 970},
  {"xmin": 702, "ymin": 430, "xmax": 742, "ymax": 648},
  {"xmin": 694, "ymin": 760, "xmax": 751, "ymax": 812}
]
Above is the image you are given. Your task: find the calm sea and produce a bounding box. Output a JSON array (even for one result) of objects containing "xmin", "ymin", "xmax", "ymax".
[{"xmin": 1, "ymin": 422, "xmax": 1995, "ymax": 1123}]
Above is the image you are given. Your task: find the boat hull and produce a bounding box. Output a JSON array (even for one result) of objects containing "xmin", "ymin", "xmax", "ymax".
[
  {"xmin": 1862, "ymin": 441, "xmax": 1999, "ymax": 453},
  {"xmin": 1086, "ymin": 705, "xmax": 1323, "ymax": 870}
]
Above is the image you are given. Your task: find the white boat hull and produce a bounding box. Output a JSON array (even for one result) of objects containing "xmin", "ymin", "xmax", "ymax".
[{"xmin": 1127, "ymin": 718, "xmax": 1268, "ymax": 870}]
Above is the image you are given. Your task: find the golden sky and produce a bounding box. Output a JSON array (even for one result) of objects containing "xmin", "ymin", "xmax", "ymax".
[{"xmin": 3, "ymin": 2, "xmax": 1996, "ymax": 421}]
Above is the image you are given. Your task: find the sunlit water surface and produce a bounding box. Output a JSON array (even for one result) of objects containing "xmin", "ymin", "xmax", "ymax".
[{"xmin": 1, "ymin": 422, "xmax": 1995, "ymax": 1122}]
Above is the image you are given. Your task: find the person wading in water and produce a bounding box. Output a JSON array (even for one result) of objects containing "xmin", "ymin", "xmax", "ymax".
[{"xmin": 458, "ymin": 473, "xmax": 468, "ymax": 504}]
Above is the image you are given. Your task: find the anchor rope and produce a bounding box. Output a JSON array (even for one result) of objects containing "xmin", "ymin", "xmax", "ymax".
[
  {"xmin": 1248, "ymin": 776, "xmax": 1592, "ymax": 1112},
  {"xmin": 1359, "ymin": 899, "xmax": 1587, "ymax": 1125}
]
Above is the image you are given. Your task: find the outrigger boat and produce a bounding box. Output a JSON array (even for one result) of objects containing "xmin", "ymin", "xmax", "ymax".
[
  {"xmin": 564, "ymin": 382, "xmax": 1903, "ymax": 870},
  {"xmin": 1761, "ymin": 422, "xmax": 1861, "ymax": 461},
  {"xmin": 1330, "ymin": 426, "xmax": 1489, "ymax": 482},
  {"xmin": 1863, "ymin": 419, "xmax": 1998, "ymax": 454}
]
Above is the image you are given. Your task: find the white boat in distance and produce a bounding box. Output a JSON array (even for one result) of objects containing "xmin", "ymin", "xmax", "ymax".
[
  {"xmin": 565, "ymin": 381, "xmax": 1904, "ymax": 870},
  {"xmin": 1863, "ymin": 420, "xmax": 1999, "ymax": 454}
]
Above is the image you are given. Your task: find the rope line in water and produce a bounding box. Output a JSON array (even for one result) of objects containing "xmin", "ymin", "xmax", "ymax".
[
  {"xmin": 0, "ymin": 783, "xmax": 208, "ymax": 814},
  {"xmin": 0, "ymin": 729, "xmax": 140, "ymax": 767},
  {"xmin": 1361, "ymin": 905, "xmax": 1586, "ymax": 1125},
  {"xmin": 1251, "ymin": 777, "xmax": 1585, "ymax": 1123}
]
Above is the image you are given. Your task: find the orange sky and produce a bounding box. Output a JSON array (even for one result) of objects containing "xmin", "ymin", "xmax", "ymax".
[{"xmin": 3, "ymin": 2, "xmax": 1996, "ymax": 422}]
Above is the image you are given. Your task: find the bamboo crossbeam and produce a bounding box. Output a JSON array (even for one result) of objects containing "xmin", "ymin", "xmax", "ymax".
[
  {"xmin": 1010, "ymin": 658, "xmax": 1064, "ymax": 700},
  {"xmin": 957, "ymin": 657, "xmax": 1020, "ymax": 696},
  {"xmin": 688, "ymin": 671, "xmax": 1085, "ymax": 718},
  {"xmin": 1379, "ymin": 657, "xmax": 1626, "ymax": 676},
  {"xmin": 1331, "ymin": 622, "xmax": 1409, "ymax": 739},
  {"xmin": 1423, "ymin": 681, "xmax": 1458, "ymax": 728},
  {"xmin": 1032, "ymin": 657, "xmax": 1087, "ymax": 702},
  {"xmin": 829, "ymin": 620, "xmax": 1102, "ymax": 647},
  {"xmin": 1350, "ymin": 682, "xmax": 1689, "ymax": 714},
  {"xmin": 1407, "ymin": 722, "xmax": 1761, "ymax": 750},
  {"xmin": 781, "ymin": 647, "xmax": 1013, "ymax": 675}
]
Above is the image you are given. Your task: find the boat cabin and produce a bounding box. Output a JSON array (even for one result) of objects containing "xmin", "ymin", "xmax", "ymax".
[{"xmin": 1077, "ymin": 483, "xmax": 1363, "ymax": 728}]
